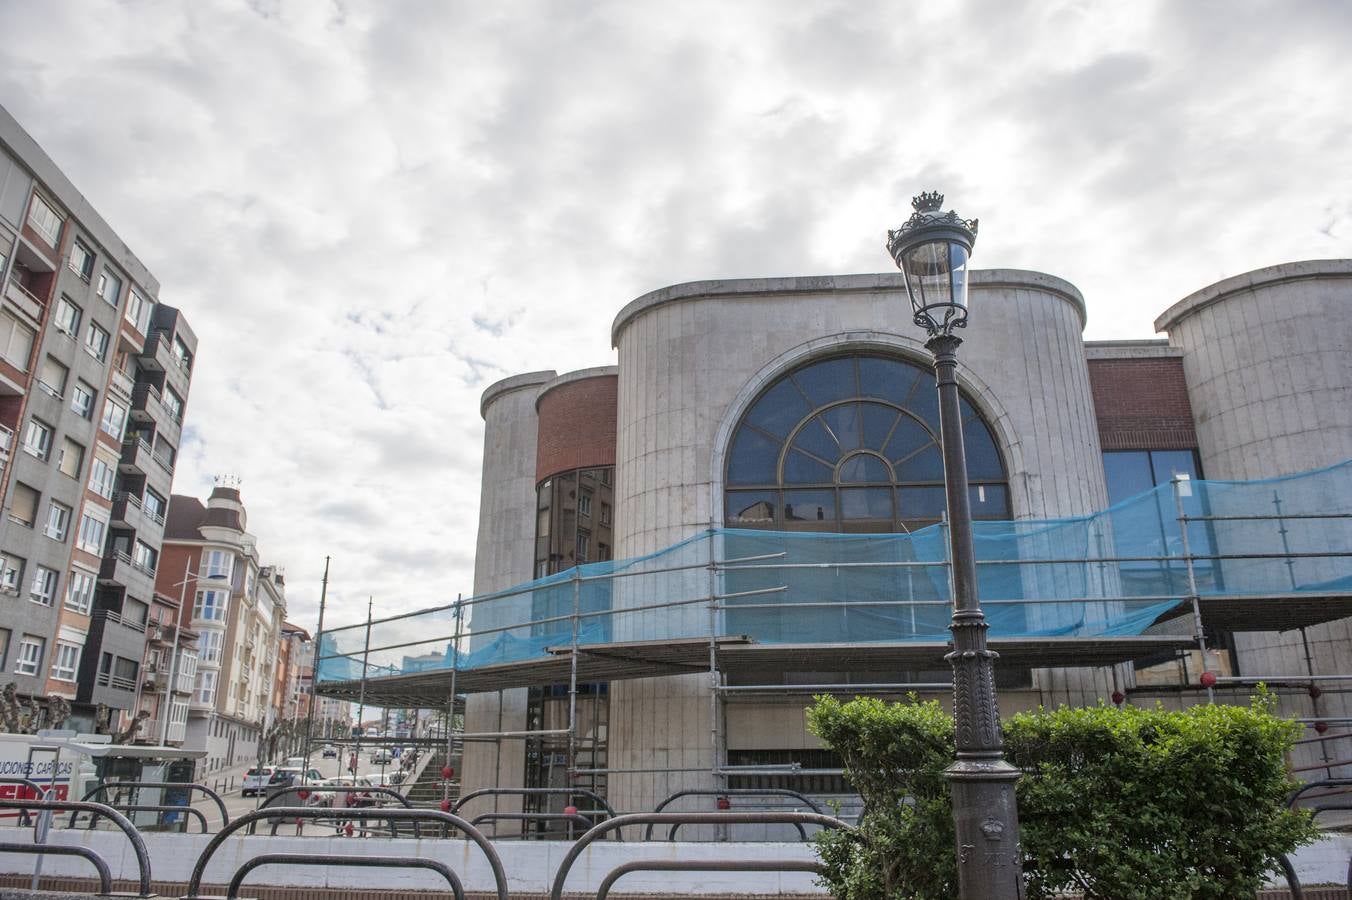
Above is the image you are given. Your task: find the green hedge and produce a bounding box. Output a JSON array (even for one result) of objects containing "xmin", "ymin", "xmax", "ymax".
[{"xmin": 807, "ymin": 693, "xmax": 1317, "ymax": 900}]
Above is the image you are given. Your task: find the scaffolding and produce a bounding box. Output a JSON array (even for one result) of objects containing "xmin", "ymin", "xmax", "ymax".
[{"xmin": 314, "ymin": 460, "xmax": 1352, "ymax": 825}]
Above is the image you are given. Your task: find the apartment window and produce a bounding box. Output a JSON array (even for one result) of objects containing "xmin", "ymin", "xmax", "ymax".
[
  {"xmin": 84, "ymin": 321, "xmax": 110, "ymax": 361},
  {"xmin": 0, "ymin": 312, "xmax": 35, "ymax": 371},
  {"xmin": 197, "ymin": 629, "xmax": 222, "ymax": 664},
  {"xmin": 193, "ymin": 589, "xmax": 228, "ymax": 622},
  {"xmin": 88, "ymin": 455, "xmax": 115, "ymax": 499},
  {"xmin": 44, "ymin": 500, "xmax": 71, "ymax": 541},
  {"xmin": 71, "ymin": 381, "xmax": 95, "ymax": 419},
  {"xmin": 64, "ymin": 569, "xmax": 95, "ymax": 614},
  {"xmin": 576, "ymin": 530, "xmax": 590, "ymax": 561},
  {"xmin": 578, "ymin": 491, "xmax": 592, "ymax": 517},
  {"xmin": 143, "ymin": 489, "xmax": 167, "ymax": 523},
  {"xmin": 68, "ymin": 241, "xmax": 95, "ymax": 281},
  {"xmin": 132, "ymin": 541, "xmax": 157, "ymax": 573},
  {"xmin": 99, "ymin": 398, "xmax": 127, "ymax": 439},
  {"xmin": 1, "ymin": 556, "xmax": 24, "ymax": 593},
  {"xmin": 21, "ymin": 419, "xmax": 52, "ymax": 460},
  {"xmin": 195, "ymin": 669, "xmax": 217, "ymax": 705},
  {"xmin": 124, "ymin": 290, "xmax": 148, "ymax": 331},
  {"xmin": 600, "ymin": 503, "xmax": 611, "ymax": 526},
  {"xmin": 162, "ymin": 386, "xmax": 184, "ymax": 423},
  {"xmin": 50, "ymin": 641, "xmax": 81, "ymax": 682},
  {"xmin": 172, "ymin": 336, "xmax": 192, "ymax": 370},
  {"xmin": 26, "ymin": 194, "xmax": 62, "ymax": 246},
  {"xmin": 154, "ymin": 439, "xmax": 176, "ymax": 471},
  {"xmin": 204, "ymin": 550, "xmax": 233, "ymax": 580},
  {"xmin": 96, "ymin": 269, "xmax": 122, "ymax": 307},
  {"xmin": 77, "ymin": 510, "xmax": 108, "ymax": 554},
  {"xmin": 8, "ymin": 483, "xmax": 38, "ymax": 527},
  {"xmin": 0, "ymin": 630, "xmax": 9, "ymax": 670},
  {"xmin": 55, "ymin": 297, "xmax": 82, "ymax": 336},
  {"xmin": 29, "ymin": 566, "xmax": 57, "ymax": 606},
  {"xmin": 38, "ymin": 357, "xmax": 68, "ymax": 399},
  {"xmin": 14, "ymin": 636, "xmax": 44, "ymax": 676}
]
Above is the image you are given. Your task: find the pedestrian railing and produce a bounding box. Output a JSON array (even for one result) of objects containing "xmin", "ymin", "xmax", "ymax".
[
  {"xmin": 645, "ymin": 788, "xmax": 826, "ymax": 841},
  {"xmin": 0, "ymin": 797, "xmax": 153, "ymax": 897},
  {"xmin": 80, "ymin": 780, "xmax": 230, "ymax": 832}
]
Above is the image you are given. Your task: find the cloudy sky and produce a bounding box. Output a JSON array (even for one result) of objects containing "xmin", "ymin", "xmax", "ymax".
[{"xmin": 0, "ymin": 0, "xmax": 1348, "ymax": 638}]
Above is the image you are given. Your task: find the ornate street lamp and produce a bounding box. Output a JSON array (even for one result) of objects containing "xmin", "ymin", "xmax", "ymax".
[{"xmin": 887, "ymin": 191, "xmax": 1024, "ymax": 900}]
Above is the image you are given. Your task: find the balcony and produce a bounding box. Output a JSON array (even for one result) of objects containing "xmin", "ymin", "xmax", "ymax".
[
  {"xmin": 96, "ymin": 607, "xmax": 147, "ymax": 634},
  {"xmin": 119, "ymin": 436, "xmax": 154, "ymax": 475},
  {"xmin": 166, "ymin": 720, "xmax": 186, "ymax": 744},
  {"xmin": 110, "ymin": 368, "xmax": 135, "ymax": 403},
  {"xmin": 138, "ymin": 332, "xmax": 175, "ymax": 374},
  {"xmin": 99, "ymin": 551, "xmax": 157, "ymax": 598},
  {"xmin": 0, "ymin": 424, "xmax": 13, "ymax": 460},
  {"xmin": 4, "ymin": 273, "xmax": 45, "ymax": 323},
  {"xmin": 130, "ymin": 382, "xmax": 161, "ymax": 424},
  {"xmin": 96, "ymin": 670, "xmax": 137, "ymax": 693}
]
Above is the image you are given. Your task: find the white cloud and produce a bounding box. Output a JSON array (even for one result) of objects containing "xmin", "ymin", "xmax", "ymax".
[{"xmin": 1, "ymin": 0, "xmax": 1348, "ymax": 634}]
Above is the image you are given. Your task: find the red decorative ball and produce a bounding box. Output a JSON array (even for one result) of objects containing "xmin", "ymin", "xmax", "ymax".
[
  {"xmin": 1199, "ymin": 671, "xmax": 1218, "ymax": 688},
  {"xmin": 441, "ymin": 766, "xmax": 454, "ymax": 780},
  {"xmin": 1110, "ymin": 691, "xmax": 1124, "ymax": 705},
  {"xmin": 439, "ymin": 798, "xmax": 453, "ymax": 812},
  {"xmin": 1314, "ymin": 721, "xmax": 1330, "ymax": 734},
  {"xmin": 563, "ymin": 805, "xmax": 578, "ymax": 816},
  {"xmin": 1309, "ymin": 685, "xmax": 1323, "ymax": 699},
  {"xmin": 716, "ymin": 796, "xmax": 732, "ymax": 811},
  {"xmin": 297, "ymin": 790, "xmax": 310, "ymax": 800}
]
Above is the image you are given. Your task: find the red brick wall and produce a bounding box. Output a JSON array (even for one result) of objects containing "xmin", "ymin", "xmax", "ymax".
[
  {"xmin": 535, "ymin": 375, "xmax": 618, "ymax": 484},
  {"xmin": 1088, "ymin": 357, "xmax": 1198, "ymax": 450}
]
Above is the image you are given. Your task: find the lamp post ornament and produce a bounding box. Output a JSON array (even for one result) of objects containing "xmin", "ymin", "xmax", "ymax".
[{"xmin": 888, "ymin": 191, "xmax": 1024, "ymax": 900}]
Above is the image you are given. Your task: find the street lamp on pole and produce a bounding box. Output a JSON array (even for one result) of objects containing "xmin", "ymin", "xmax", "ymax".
[{"xmin": 887, "ymin": 191, "xmax": 1024, "ymax": 900}]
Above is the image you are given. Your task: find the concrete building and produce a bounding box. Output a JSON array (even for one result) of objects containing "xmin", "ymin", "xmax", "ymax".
[
  {"xmin": 157, "ymin": 484, "xmax": 287, "ymax": 772},
  {"xmin": 0, "ymin": 102, "xmax": 198, "ymax": 734},
  {"xmin": 444, "ymin": 258, "xmax": 1352, "ymax": 816}
]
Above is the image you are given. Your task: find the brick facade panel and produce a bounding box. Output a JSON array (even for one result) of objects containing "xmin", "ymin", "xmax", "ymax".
[
  {"xmin": 535, "ymin": 375, "xmax": 618, "ymax": 483},
  {"xmin": 1088, "ymin": 358, "xmax": 1199, "ymax": 450}
]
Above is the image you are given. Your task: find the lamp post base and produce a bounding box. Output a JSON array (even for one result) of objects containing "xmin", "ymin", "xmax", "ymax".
[{"xmin": 947, "ymin": 757, "xmax": 1024, "ymax": 899}]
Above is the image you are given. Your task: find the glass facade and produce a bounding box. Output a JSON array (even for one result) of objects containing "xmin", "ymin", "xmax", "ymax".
[
  {"xmin": 534, "ymin": 467, "xmax": 614, "ymax": 577},
  {"xmin": 724, "ymin": 353, "xmax": 1010, "ymax": 532}
]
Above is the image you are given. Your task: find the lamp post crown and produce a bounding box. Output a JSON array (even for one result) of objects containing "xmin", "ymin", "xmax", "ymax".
[
  {"xmin": 886, "ymin": 190, "xmax": 980, "ymax": 338},
  {"xmin": 913, "ymin": 190, "xmax": 946, "ymax": 213}
]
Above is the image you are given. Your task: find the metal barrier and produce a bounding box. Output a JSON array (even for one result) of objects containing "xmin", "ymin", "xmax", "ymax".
[
  {"xmin": 0, "ymin": 798, "xmax": 153, "ymax": 897},
  {"xmin": 0, "ymin": 842, "xmax": 112, "ymax": 895},
  {"xmin": 256, "ymin": 785, "xmax": 418, "ymax": 837},
  {"xmin": 81, "ymin": 780, "xmax": 230, "ymax": 830},
  {"xmin": 596, "ymin": 859, "xmax": 824, "ymax": 900},
  {"xmin": 645, "ymin": 789, "xmax": 826, "ymax": 841},
  {"xmin": 549, "ymin": 811, "xmax": 851, "ymax": 900},
  {"xmin": 1274, "ymin": 853, "xmax": 1303, "ymax": 900},
  {"xmin": 468, "ymin": 811, "xmax": 600, "ymax": 839},
  {"xmin": 226, "ymin": 853, "xmax": 465, "ymax": 900},
  {"xmin": 0, "ymin": 778, "xmax": 48, "ymax": 827},
  {"xmin": 452, "ymin": 786, "xmax": 616, "ymax": 818},
  {"xmin": 72, "ymin": 802, "xmax": 209, "ymax": 833},
  {"xmin": 185, "ymin": 807, "xmax": 508, "ymax": 900}
]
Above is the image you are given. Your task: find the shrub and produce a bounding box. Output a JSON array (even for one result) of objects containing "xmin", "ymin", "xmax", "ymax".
[{"xmin": 807, "ymin": 692, "xmax": 1317, "ymax": 900}]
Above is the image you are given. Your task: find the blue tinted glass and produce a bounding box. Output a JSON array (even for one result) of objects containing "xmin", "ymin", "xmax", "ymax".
[
  {"xmin": 745, "ymin": 378, "xmax": 812, "ymax": 439},
  {"xmin": 840, "ymin": 487, "xmax": 893, "ymax": 520},
  {"xmin": 970, "ymin": 483, "xmax": 1009, "ymax": 518},
  {"xmin": 783, "ymin": 448, "xmax": 834, "ymax": 484},
  {"xmin": 883, "ymin": 415, "xmax": 935, "ymax": 465},
  {"xmin": 792, "ymin": 417, "xmax": 842, "ymax": 463},
  {"xmin": 726, "ymin": 491, "xmax": 777, "ymax": 528},
  {"xmin": 860, "ymin": 402, "xmax": 898, "ymax": 451},
  {"xmin": 896, "ymin": 443, "xmax": 945, "ymax": 482},
  {"xmin": 726, "ymin": 428, "xmax": 782, "ymax": 485},
  {"xmin": 1103, "ymin": 451, "xmax": 1154, "ymax": 505},
  {"xmin": 820, "ymin": 404, "xmax": 862, "ymax": 452},
  {"xmin": 792, "ymin": 357, "xmax": 856, "ymax": 406},
  {"xmin": 1150, "ymin": 450, "xmax": 1198, "ymax": 485},
  {"xmin": 963, "ymin": 418, "xmax": 1004, "ymax": 478},
  {"xmin": 838, "ymin": 454, "xmax": 891, "ymax": 484},
  {"xmin": 907, "ymin": 371, "xmax": 940, "ymax": 431},
  {"xmin": 783, "ymin": 490, "xmax": 835, "ymax": 529},
  {"xmin": 898, "ymin": 485, "xmax": 948, "ymax": 519},
  {"xmin": 858, "ymin": 356, "xmax": 923, "ymax": 406}
]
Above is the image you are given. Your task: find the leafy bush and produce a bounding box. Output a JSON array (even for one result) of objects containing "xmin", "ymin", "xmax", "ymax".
[{"xmin": 807, "ymin": 692, "xmax": 1317, "ymax": 900}]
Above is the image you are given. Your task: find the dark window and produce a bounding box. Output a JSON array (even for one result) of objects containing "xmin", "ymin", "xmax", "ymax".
[{"xmin": 724, "ymin": 354, "xmax": 1010, "ymax": 533}]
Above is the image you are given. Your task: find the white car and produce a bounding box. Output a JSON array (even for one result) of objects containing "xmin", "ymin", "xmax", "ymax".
[{"xmin": 241, "ymin": 766, "xmax": 275, "ymax": 797}]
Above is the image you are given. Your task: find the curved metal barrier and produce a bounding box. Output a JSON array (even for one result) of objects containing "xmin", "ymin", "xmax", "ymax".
[
  {"xmin": 1287, "ymin": 777, "xmax": 1352, "ymax": 808},
  {"xmin": 597, "ymin": 859, "xmax": 823, "ymax": 900},
  {"xmin": 0, "ymin": 798, "xmax": 153, "ymax": 897},
  {"xmin": 0, "ymin": 842, "xmax": 112, "ymax": 895},
  {"xmin": 81, "ymin": 780, "xmax": 230, "ymax": 830},
  {"xmin": 256, "ymin": 785, "xmax": 417, "ymax": 837},
  {"xmin": 1274, "ymin": 853, "xmax": 1303, "ymax": 899},
  {"xmin": 0, "ymin": 777, "xmax": 48, "ymax": 826},
  {"xmin": 184, "ymin": 807, "xmax": 508, "ymax": 900},
  {"xmin": 468, "ymin": 811, "xmax": 602, "ymax": 839},
  {"xmin": 452, "ymin": 786, "xmax": 617, "ymax": 818},
  {"xmin": 226, "ymin": 853, "xmax": 465, "ymax": 900},
  {"xmin": 645, "ymin": 789, "xmax": 827, "ymax": 841},
  {"xmin": 73, "ymin": 803, "xmax": 209, "ymax": 833},
  {"xmin": 549, "ymin": 811, "xmax": 851, "ymax": 900}
]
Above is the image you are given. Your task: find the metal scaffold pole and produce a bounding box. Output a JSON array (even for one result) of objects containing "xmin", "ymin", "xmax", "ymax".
[
  {"xmin": 567, "ymin": 568, "xmax": 582, "ymax": 839},
  {"xmin": 301, "ymin": 556, "xmax": 330, "ymax": 778},
  {"xmin": 1173, "ymin": 476, "xmax": 1213, "ymax": 703},
  {"xmin": 444, "ymin": 594, "xmax": 463, "ymax": 807},
  {"xmin": 354, "ymin": 597, "xmax": 373, "ymax": 771},
  {"xmin": 707, "ymin": 528, "xmax": 727, "ymax": 841}
]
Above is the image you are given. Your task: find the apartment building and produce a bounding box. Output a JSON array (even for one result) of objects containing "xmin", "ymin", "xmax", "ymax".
[
  {"xmin": 157, "ymin": 484, "xmax": 286, "ymax": 772},
  {"xmin": 0, "ymin": 103, "xmax": 198, "ymax": 734}
]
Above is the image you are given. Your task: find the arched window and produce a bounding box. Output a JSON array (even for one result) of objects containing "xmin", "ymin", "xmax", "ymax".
[{"xmin": 724, "ymin": 353, "xmax": 1009, "ymax": 532}]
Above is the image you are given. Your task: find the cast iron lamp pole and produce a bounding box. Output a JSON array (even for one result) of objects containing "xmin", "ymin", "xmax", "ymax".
[{"xmin": 888, "ymin": 191, "xmax": 1024, "ymax": 900}]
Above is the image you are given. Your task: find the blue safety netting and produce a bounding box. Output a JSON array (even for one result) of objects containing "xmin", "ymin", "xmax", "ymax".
[{"xmin": 317, "ymin": 459, "xmax": 1352, "ymax": 684}]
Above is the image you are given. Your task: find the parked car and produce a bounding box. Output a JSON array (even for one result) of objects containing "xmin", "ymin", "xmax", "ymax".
[
  {"xmin": 267, "ymin": 767, "xmax": 325, "ymax": 793},
  {"xmin": 321, "ymin": 745, "xmax": 338, "ymax": 759},
  {"xmin": 364, "ymin": 771, "xmax": 404, "ymax": 789},
  {"xmin": 241, "ymin": 766, "xmax": 275, "ymax": 797},
  {"xmin": 369, "ymin": 747, "xmax": 392, "ymax": 765}
]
